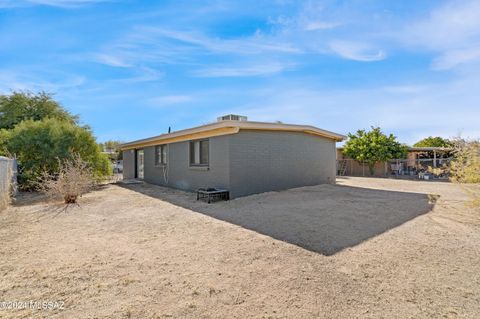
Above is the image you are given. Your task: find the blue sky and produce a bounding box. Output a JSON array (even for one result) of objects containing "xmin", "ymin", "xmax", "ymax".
[{"xmin": 0, "ymin": 0, "xmax": 479, "ymax": 144}]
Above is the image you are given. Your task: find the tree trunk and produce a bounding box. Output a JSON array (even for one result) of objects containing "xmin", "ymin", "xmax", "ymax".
[
  {"xmin": 64, "ymin": 194, "xmax": 78, "ymax": 204},
  {"xmin": 369, "ymin": 164, "xmax": 376, "ymax": 176}
]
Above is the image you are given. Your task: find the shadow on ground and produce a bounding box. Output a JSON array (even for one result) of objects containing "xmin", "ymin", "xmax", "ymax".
[
  {"xmin": 119, "ymin": 182, "xmax": 434, "ymax": 255},
  {"xmin": 13, "ymin": 184, "xmax": 110, "ymax": 207}
]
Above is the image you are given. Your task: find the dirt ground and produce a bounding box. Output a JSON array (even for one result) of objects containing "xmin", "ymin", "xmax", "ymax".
[{"xmin": 0, "ymin": 177, "xmax": 479, "ymax": 318}]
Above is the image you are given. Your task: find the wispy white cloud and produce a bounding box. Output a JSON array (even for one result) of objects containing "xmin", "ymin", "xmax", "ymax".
[
  {"xmin": 267, "ymin": 13, "xmax": 340, "ymax": 31},
  {"xmin": 329, "ymin": 40, "xmax": 386, "ymax": 62},
  {"xmin": 93, "ymin": 53, "xmax": 132, "ymax": 68},
  {"xmin": 30, "ymin": 0, "xmax": 109, "ymax": 7},
  {"xmin": 404, "ymin": 0, "xmax": 480, "ymax": 50},
  {"xmin": 112, "ymin": 67, "xmax": 164, "ymax": 83},
  {"xmin": 192, "ymin": 62, "xmax": 295, "ymax": 77},
  {"xmin": 0, "ymin": 69, "xmax": 85, "ymax": 93},
  {"xmin": 432, "ymin": 46, "xmax": 480, "ymax": 70},
  {"xmin": 91, "ymin": 1, "xmax": 398, "ymax": 76},
  {"xmin": 92, "ymin": 26, "xmax": 302, "ymax": 77},
  {"xmin": 268, "ymin": 0, "xmax": 343, "ymax": 32},
  {"xmin": 229, "ymin": 75, "xmax": 480, "ymax": 144},
  {"xmin": 3, "ymin": 0, "xmax": 479, "ymax": 144},
  {"xmin": 0, "ymin": 0, "xmax": 110, "ymax": 8},
  {"xmin": 381, "ymin": 85, "xmax": 428, "ymax": 94},
  {"xmin": 303, "ymin": 21, "xmax": 340, "ymax": 31},
  {"xmin": 401, "ymin": 0, "xmax": 480, "ymax": 70},
  {"xmin": 267, "ymin": 0, "xmax": 480, "ymax": 68},
  {"xmin": 129, "ymin": 27, "xmax": 302, "ymax": 55}
]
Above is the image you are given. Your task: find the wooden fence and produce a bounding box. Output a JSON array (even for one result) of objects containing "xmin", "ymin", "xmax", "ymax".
[{"xmin": 337, "ymin": 158, "xmax": 452, "ymax": 180}]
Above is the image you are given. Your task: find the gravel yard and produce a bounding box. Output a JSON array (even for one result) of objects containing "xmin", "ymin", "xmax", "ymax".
[{"xmin": 1, "ymin": 177, "xmax": 479, "ymax": 318}]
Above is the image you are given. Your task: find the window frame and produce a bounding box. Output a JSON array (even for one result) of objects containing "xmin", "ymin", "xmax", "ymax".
[
  {"xmin": 155, "ymin": 144, "xmax": 168, "ymax": 166},
  {"xmin": 189, "ymin": 139, "xmax": 209, "ymax": 167}
]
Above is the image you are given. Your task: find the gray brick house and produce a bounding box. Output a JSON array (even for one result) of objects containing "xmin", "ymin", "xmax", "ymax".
[{"xmin": 120, "ymin": 115, "xmax": 345, "ymax": 198}]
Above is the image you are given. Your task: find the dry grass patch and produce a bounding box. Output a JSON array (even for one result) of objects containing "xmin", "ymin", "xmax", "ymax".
[{"xmin": 0, "ymin": 177, "xmax": 479, "ymax": 318}]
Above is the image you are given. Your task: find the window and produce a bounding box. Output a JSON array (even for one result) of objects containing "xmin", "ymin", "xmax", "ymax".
[
  {"xmin": 190, "ymin": 139, "xmax": 209, "ymax": 166},
  {"xmin": 155, "ymin": 145, "xmax": 167, "ymax": 166}
]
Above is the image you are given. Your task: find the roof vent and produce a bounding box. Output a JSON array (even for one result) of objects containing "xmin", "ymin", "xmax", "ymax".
[{"xmin": 217, "ymin": 114, "xmax": 248, "ymax": 122}]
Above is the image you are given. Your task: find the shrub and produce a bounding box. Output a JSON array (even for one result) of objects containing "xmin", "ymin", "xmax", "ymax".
[
  {"xmin": 450, "ymin": 138, "xmax": 480, "ymax": 208},
  {"xmin": 37, "ymin": 154, "xmax": 94, "ymax": 204},
  {"xmin": 450, "ymin": 139, "xmax": 480, "ymax": 184},
  {"xmin": 1, "ymin": 118, "xmax": 111, "ymax": 190}
]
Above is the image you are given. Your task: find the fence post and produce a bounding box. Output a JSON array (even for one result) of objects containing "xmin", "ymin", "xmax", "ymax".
[
  {"xmin": 11, "ymin": 158, "xmax": 18, "ymax": 196},
  {"xmin": 0, "ymin": 157, "xmax": 14, "ymax": 210}
]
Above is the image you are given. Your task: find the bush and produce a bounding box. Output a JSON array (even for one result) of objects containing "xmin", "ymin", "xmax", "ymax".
[
  {"xmin": 450, "ymin": 138, "xmax": 480, "ymax": 208},
  {"xmin": 450, "ymin": 139, "xmax": 480, "ymax": 184},
  {"xmin": 1, "ymin": 118, "xmax": 111, "ymax": 190},
  {"xmin": 37, "ymin": 154, "xmax": 94, "ymax": 204}
]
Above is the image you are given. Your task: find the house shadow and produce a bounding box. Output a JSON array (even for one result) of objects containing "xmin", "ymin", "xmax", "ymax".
[{"xmin": 118, "ymin": 182, "xmax": 435, "ymax": 256}]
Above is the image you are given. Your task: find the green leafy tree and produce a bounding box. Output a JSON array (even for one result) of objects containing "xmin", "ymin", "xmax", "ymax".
[
  {"xmin": 414, "ymin": 136, "xmax": 453, "ymax": 148},
  {"xmin": 0, "ymin": 91, "xmax": 78, "ymax": 130},
  {"xmin": 344, "ymin": 127, "xmax": 407, "ymax": 175},
  {"xmin": 98, "ymin": 140, "xmax": 124, "ymax": 161},
  {"xmin": 100, "ymin": 140, "xmax": 121, "ymax": 152},
  {"xmin": 1, "ymin": 118, "xmax": 111, "ymax": 190}
]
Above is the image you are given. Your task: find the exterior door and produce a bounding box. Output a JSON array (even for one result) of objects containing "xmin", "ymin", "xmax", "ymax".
[{"xmin": 136, "ymin": 149, "xmax": 144, "ymax": 179}]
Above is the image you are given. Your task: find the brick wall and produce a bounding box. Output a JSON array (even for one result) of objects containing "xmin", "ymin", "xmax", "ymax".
[{"xmin": 228, "ymin": 130, "xmax": 336, "ymax": 197}]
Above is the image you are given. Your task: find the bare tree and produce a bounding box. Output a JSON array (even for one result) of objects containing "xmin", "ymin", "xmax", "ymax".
[{"xmin": 37, "ymin": 154, "xmax": 95, "ymax": 204}]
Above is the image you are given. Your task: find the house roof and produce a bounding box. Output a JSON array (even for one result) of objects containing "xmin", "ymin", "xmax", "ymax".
[{"xmin": 120, "ymin": 120, "xmax": 346, "ymax": 150}]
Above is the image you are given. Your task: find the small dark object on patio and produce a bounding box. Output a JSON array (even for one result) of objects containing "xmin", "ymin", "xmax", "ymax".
[{"xmin": 197, "ymin": 188, "xmax": 230, "ymax": 203}]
